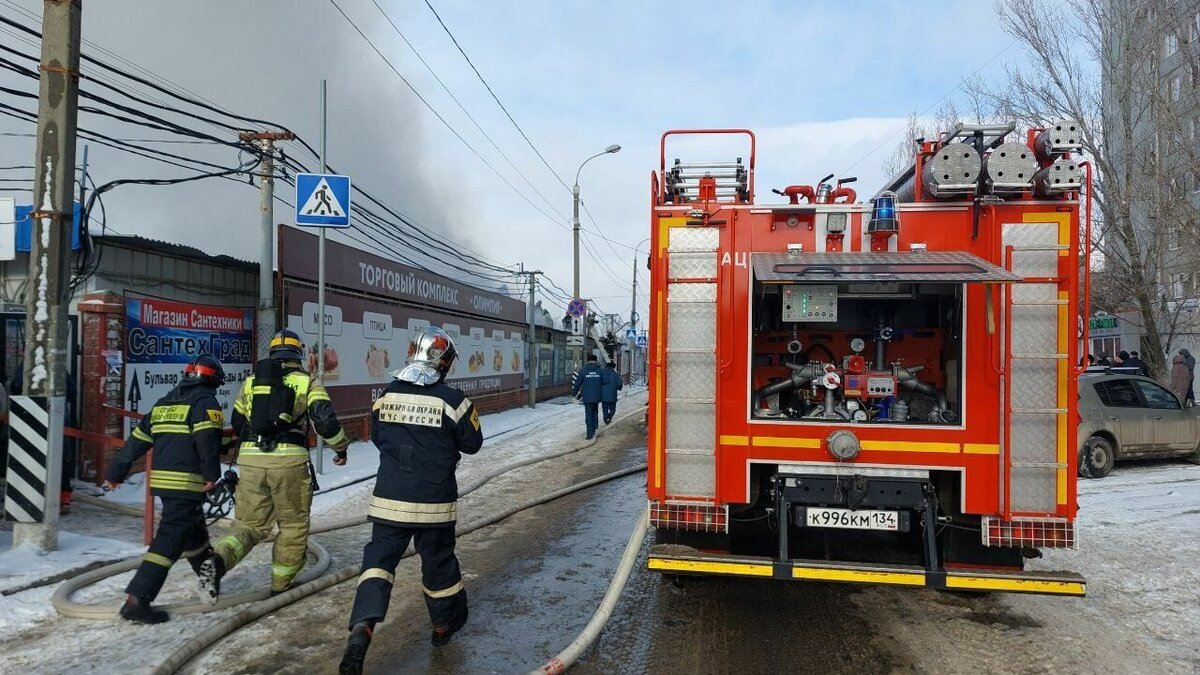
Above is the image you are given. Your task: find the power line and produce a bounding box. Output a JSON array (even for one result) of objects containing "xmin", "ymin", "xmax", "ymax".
[
  {"xmin": 423, "ymin": 0, "xmax": 571, "ymax": 193},
  {"xmin": 0, "ymin": 33, "xmax": 516, "ymax": 284},
  {"xmin": 840, "ymin": 39, "xmax": 1017, "ymax": 175},
  {"xmin": 324, "ymin": 0, "xmax": 572, "ymax": 235},
  {"xmin": 367, "ymin": 0, "xmax": 564, "ymax": 220}
]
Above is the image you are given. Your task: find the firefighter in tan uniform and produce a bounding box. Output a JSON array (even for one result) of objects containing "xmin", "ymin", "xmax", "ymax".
[
  {"xmin": 339, "ymin": 326, "xmax": 483, "ymax": 674},
  {"xmin": 198, "ymin": 329, "xmax": 350, "ymax": 600}
]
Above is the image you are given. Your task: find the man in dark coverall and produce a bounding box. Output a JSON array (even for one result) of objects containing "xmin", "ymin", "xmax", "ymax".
[
  {"xmin": 102, "ymin": 355, "xmax": 226, "ymax": 624},
  {"xmin": 339, "ymin": 326, "xmax": 483, "ymax": 674},
  {"xmin": 600, "ymin": 360, "xmax": 623, "ymax": 425},
  {"xmin": 572, "ymin": 354, "xmax": 604, "ymax": 439}
]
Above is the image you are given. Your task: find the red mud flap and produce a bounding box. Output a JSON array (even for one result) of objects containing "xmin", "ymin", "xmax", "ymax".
[{"xmin": 647, "ymin": 546, "xmax": 1086, "ymax": 597}]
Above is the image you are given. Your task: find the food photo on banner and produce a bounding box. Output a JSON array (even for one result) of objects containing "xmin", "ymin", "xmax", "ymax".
[
  {"xmin": 283, "ymin": 285, "xmax": 526, "ymax": 413},
  {"xmin": 123, "ymin": 294, "xmax": 255, "ymax": 433}
]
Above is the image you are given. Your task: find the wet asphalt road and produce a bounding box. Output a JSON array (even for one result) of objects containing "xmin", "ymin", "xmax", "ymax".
[{"xmin": 189, "ymin": 413, "xmax": 1197, "ymax": 675}]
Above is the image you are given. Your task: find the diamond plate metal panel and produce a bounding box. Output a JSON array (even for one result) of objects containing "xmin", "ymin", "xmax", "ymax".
[
  {"xmin": 668, "ymin": 227, "xmax": 720, "ymax": 252},
  {"xmin": 1009, "ymin": 412, "xmax": 1057, "ymax": 462},
  {"xmin": 669, "ymin": 252, "xmax": 717, "ymax": 280},
  {"xmin": 1002, "ymin": 222, "xmax": 1059, "ymax": 278},
  {"xmin": 1011, "ymin": 281, "xmax": 1058, "ymax": 303},
  {"xmin": 1010, "ymin": 466, "xmax": 1058, "ymax": 513},
  {"xmin": 668, "ymin": 303, "xmax": 716, "ymax": 351},
  {"xmin": 666, "ymin": 401, "xmax": 715, "ymax": 452},
  {"xmin": 1010, "ymin": 305, "xmax": 1058, "ymax": 355},
  {"xmin": 666, "ymin": 451, "xmax": 716, "ymax": 497},
  {"xmin": 668, "ymin": 282, "xmax": 717, "ymax": 303},
  {"xmin": 1011, "ymin": 359, "xmax": 1059, "ymax": 410},
  {"xmin": 667, "ymin": 351, "xmax": 715, "ymax": 399}
]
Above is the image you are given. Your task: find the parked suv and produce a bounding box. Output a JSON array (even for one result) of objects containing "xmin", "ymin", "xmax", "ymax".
[{"xmin": 1078, "ymin": 371, "xmax": 1200, "ymax": 478}]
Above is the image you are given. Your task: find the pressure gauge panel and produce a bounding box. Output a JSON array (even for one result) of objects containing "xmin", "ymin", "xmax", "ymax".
[{"xmin": 850, "ymin": 337, "xmax": 865, "ymax": 353}]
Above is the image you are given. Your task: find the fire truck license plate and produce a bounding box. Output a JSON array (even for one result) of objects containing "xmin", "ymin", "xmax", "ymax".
[{"xmin": 805, "ymin": 507, "xmax": 899, "ymax": 531}]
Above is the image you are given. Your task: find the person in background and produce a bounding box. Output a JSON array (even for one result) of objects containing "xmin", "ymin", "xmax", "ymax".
[
  {"xmin": 102, "ymin": 355, "xmax": 226, "ymax": 624},
  {"xmin": 1170, "ymin": 354, "xmax": 1191, "ymax": 403},
  {"xmin": 1123, "ymin": 350, "xmax": 1148, "ymax": 376},
  {"xmin": 339, "ymin": 327, "xmax": 482, "ymax": 673},
  {"xmin": 571, "ymin": 355, "xmax": 604, "ymax": 440},
  {"xmin": 1181, "ymin": 349, "xmax": 1196, "ymax": 405},
  {"xmin": 600, "ymin": 361, "xmax": 622, "ymax": 425},
  {"xmin": 1097, "ymin": 353, "xmax": 1112, "ymax": 366}
]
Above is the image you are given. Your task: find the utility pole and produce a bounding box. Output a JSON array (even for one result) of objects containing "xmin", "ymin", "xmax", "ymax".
[
  {"xmin": 627, "ymin": 251, "xmax": 638, "ymax": 385},
  {"xmin": 5, "ymin": 0, "xmax": 83, "ymax": 551},
  {"xmin": 572, "ymin": 185, "xmax": 580, "ymax": 301},
  {"xmin": 517, "ymin": 268, "xmax": 542, "ymax": 408},
  {"xmin": 313, "ymin": 79, "xmax": 327, "ymax": 475},
  {"xmin": 239, "ymin": 129, "xmax": 295, "ymax": 358}
]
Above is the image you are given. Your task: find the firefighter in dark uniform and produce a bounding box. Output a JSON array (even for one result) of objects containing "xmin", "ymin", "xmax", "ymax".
[
  {"xmin": 102, "ymin": 354, "xmax": 226, "ymax": 624},
  {"xmin": 339, "ymin": 326, "xmax": 483, "ymax": 674}
]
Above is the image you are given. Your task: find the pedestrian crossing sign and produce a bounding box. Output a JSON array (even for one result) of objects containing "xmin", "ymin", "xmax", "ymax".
[
  {"xmin": 625, "ymin": 328, "xmax": 637, "ymax": 340},
  {"xmin": 295, "ymin": 173, "xmax": 351, "ymax": 228}
]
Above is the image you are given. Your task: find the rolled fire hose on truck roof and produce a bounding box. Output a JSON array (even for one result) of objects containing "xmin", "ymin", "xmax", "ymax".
[{"xmin": 53, "ymin": 403, "xmax": 650, "ymax": 672}]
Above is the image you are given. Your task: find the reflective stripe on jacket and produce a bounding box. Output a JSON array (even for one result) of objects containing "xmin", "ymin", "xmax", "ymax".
[
  {"xmin": 106, "ymin": 382, "xmax": 224, "ymax": 500},
  {"xmin": 368, "ymin": 379, "xmax": 483, "ymax": 527}
]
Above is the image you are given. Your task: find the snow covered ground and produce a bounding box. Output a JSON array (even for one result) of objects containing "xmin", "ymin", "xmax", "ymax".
[
  {"xmin": 4, "ymin": 392, "xmax": 1195, "ymax": 675},
  {"xmin": 0, "ymin": 390, "xmax": 644, "ymax": 670},
  {"xmin": 0, "ymin": 531, "xmax": 143, "ymax": 594}
]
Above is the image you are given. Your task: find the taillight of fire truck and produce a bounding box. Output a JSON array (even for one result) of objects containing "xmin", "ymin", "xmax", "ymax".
[
  {"xmin": 981, "ymin": 516, "xmax": 1076, "ymax": 549},
  {"xmin": 649, "ymin": 501, "xmax": 729, "ymax": 533}
]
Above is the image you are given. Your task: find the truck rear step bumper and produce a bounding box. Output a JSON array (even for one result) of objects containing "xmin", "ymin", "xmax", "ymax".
[{"xmin": 647, "ymin": 548, "xmax": 1086, "ymax": 596}]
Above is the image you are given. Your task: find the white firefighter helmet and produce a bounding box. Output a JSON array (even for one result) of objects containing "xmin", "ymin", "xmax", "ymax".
[{"xmin": 394, "ymin": 326, "xmax": 458, "ymax": 386}]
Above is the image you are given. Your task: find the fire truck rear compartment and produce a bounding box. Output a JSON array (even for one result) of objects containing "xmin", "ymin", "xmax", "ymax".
[{"xmin": 750, "ymin": 280, "xmax": 962, "ymax": 425}]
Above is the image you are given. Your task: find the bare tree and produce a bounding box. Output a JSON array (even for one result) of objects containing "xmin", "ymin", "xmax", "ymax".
[
  {"xmin": 880, "ymin": 101, "xmax": 974, "ymax": 179},
  {"xmin": 886, "ymin": 0, "xmax": 1200, "ymax": 377}
]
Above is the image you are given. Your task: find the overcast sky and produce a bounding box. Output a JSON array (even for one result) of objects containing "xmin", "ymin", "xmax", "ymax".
[{"xmin": 0, "ymin": 0, "xmax": 1028, "ymax": 327}]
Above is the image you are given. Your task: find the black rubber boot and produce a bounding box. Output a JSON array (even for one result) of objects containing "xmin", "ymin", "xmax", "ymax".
[
  {"xmin": 431, "ymin": 605, "xmax": 468, "ymax": 647},
  {"xmin": 197, "ymin": 554, "xmax": 225, "ymax": 606},
  {"xmin": 119, "ymin": 595, "xmax": 169, "ymax": 624},
  {"xmin": 339, "ymin": 624, "xmax": 373, "ymax": 675}
]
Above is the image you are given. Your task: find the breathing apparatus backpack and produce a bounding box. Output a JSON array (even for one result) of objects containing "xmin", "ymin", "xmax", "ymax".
[{"xmin": 248, "ymin": 358, "xmax": 296, "ymax": 451}]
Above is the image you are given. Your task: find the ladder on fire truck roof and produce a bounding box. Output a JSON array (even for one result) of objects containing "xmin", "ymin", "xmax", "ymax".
[{"xmin": 1000, "ymin": 220, "xmax": 1070, "ymax": 520}]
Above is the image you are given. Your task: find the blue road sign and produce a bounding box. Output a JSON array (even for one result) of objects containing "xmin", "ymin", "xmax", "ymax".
[
  {"xmin": 636, "ymin": 335, "xmax": 647, "ymax": 347},
  {"xmin": 625, "ymin": 328, "xmax": 637, "ymax": 340},
  {"xmin": 567, "ymin": 298, "xmax": 587, "ymax": 318},
  {"xmin": 295, "ymin": 173, "xmax": 351, "ymax": 228}
]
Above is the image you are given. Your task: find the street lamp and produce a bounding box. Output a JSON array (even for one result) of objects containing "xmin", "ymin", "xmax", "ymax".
[
  {"xmin": 573, "ymin": 144, "xmax": 622, "ymax": 302},
  {"xmin": 626, "ymin": 236, "xmax": 651, "ymax": 386}
]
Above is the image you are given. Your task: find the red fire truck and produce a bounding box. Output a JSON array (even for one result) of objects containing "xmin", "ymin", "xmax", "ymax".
[{"xmin": 645, "ymin": 126, "xmax": 1090, "ymax": 596}]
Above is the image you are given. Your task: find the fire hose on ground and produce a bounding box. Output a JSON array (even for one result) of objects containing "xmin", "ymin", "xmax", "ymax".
[
  {"xmin": 529, "ymin": 507, "xmax": 649, "ymax": 675},
  {"xmin": 152, "ymin": 463, "xmax": 648, "ymax": 675},
  {"xmin": 48, "ymin": 398, "xmax": 648, "ymax": 629}
]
